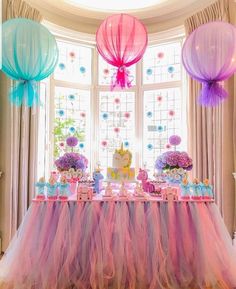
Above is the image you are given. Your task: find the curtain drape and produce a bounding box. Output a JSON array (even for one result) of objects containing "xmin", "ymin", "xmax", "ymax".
[
  {"xmin": 184, "ymin": 0, "xmax": 235, "ymax": 233},
  {"xmin": 6, "ymin": 0, "xmax": 42, "ymax": 21},
  {"xmin": 5, "ymin": 0, "xmax": 42, "ymax": 238}
]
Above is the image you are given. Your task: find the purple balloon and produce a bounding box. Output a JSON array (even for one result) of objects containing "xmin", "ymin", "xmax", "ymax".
[{"xmin": 182, "ymin": 21, "xmax": 236, "ymax": 106}]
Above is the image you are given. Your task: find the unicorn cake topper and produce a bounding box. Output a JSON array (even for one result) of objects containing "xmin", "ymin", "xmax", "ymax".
[{"xmin": 113, "ymin": 143, "xmax": 132, "ymax": 168}]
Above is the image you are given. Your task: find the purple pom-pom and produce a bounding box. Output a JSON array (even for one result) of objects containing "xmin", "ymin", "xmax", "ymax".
[
  {"xmin": 169, "ymin": 135, "xmax": 181, "ymax": 146},
  {"xmin": 66, "ymin": 136, "xmax": 78, "ymax": 147}
]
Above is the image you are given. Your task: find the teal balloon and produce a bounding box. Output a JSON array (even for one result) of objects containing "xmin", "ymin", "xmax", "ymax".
[{"xmin": 2, "ymin": 18, "xmax": 58, "ymax": 107}]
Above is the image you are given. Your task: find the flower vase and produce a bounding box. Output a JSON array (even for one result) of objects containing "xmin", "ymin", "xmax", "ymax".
[
  {"xmin": 69, "ymin": 179, "xmax": 77, "ymax": 194},
  {"xmin": 163, "ymin": 168, "xmax": 187, "ymax": 185}
]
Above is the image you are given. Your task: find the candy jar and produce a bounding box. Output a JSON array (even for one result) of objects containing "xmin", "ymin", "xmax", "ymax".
[
  {"xmin": 202, "ymin": 179, "xmax": 214, "ymax": 199},
  {"xmin": 46, "ymin": 176, "xmax": 58, "ymax": 200},
  {"xmin": 119, "ymin": 182, "xmax": 128, "ymax": 198},
  {"xmin": 134, "ymin": 182, "xmax": 143, "ymax": 195},
  {"xmin": 58, "ymin": 176, "xmax": 70, "ymax": 200},
  {"xmin": 180, "ymin": 177, "xmax": 191, "ymax": 200},
  {"xmin": 93, "ymin": 168, "xmax": 104, "ymax": 194},
  {"xmin": 191, "ymin": 178, "xmax": 202, "ymax": 200},
  {"xmin": 104, "ymin": 182, "xmax": 113, "ymax": 198},
  {"xmin": 35, "ymin": 177, "xmax": 46, "ymax": 200}
]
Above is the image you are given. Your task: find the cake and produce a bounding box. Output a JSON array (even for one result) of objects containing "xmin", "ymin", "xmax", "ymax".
[{"xmin": 107, "ymin": 144, "xmax": 135, "ymax": 181}]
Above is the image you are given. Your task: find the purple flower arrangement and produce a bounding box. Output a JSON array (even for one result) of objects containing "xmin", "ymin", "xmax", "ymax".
[
  {"xmin": 155, "ymin": 151, "xmax": 193, "ymax": 171},
  {"xmin": 55, "ymin": 152, "xmax": 88, "ymax": 171}
]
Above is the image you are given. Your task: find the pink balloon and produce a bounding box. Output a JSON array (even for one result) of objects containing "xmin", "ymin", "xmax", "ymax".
[{"xmin": 96, "ymin": 14, "xmax": 147, "ymax": 90}]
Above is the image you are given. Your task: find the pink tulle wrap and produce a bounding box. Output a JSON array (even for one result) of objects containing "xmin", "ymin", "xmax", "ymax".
[
  {"xmin": 96, "ymin": 14, "xmax": 147, "ymax": 90},
  {"xmin": 0, "ymin": 201, "xmax": 236, "ymax": 289}
]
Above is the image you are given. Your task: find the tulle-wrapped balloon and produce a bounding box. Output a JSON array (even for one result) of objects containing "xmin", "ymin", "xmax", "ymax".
[
  {"xmin": 96, "ymin": 14, "xmax": 147, "ymax": 90},
  {"xmin": 2, "ymin": 18, "xmax": 58, "ymax": 107},
  {"xmin": 182, "ymin": 21, "xmax": 236, "ymax": 106}
]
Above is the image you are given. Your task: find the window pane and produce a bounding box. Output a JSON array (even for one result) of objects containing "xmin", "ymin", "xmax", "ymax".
[
  {"xmin": 98, "ymin": 56, "xmax": 136, "ymax": 85},
  {"xmin": 99, "ymin": 91, "xmax": 135, "ymax": 170},
  {"xmin": 54, "ymin": 87, "xmax": 90, "ymax": 166},
  {"xmin": 143, "ymin": 42, "xmax": 181, "ymax": 84},
  {"xmin": 143, "ymin": 88, "xmax": 185, "ymax": 172},
  {"xmin": 54, "ymin": 40, "xmax": 92, "ymax": 84}
]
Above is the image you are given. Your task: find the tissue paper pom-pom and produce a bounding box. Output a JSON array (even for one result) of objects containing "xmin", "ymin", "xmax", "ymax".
[
  {"xmin": 66, "ymin": 136, "xmax": 78, "ymax": 147},
  {"xmin": 157, "ymin": 52, "xmax": 164, "ymax": 59},
  {"xmin": 169, "ymin": 135, "xmax": 181, "ymax": 146},
  {"xmin": 168, "ymin": 110, "xmax": 175, "ymax": 117},
  {"xmin": 114, "ymin": 127, "xmax": 120, "ymax": 133},
  {"xmin": 114, "ymin": 98, "xmax": 120, "ymax": 104},
  {"xmin": 101, "ymin": 140, "xmax": 108, "ymax": 147},
  {"xmin": 157, "ymin": 95, "xmax": 162, "ymax": 102},
  {"xmin": 124, "ymin": 112, "xmax": 130, "ymax": 118}
]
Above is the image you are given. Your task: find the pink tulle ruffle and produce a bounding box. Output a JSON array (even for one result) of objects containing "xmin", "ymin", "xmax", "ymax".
[{"xmin": 0, "ymin": 201, "xmax": 236, "ymax": 289}]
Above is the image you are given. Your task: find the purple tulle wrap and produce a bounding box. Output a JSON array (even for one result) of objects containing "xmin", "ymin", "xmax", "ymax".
[
  {"xmin": 182, "ymin": 21, "xmax": 236, "ymax": 107},
  {"xmin": 199, "ymin": 81, "xmax": 228, "ymax": 106}
]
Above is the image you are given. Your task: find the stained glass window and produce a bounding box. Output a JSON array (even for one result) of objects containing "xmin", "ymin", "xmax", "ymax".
[
  {"xmin": 99, "ymin": 91, "xmax": 135, "ymax": 169},
  {"xmin": 53, "ymin": 87, "xmax": 90, "ymax": 164},
  {"xmin": 54, "ymin": 40, "xmax": 92, "ymax": 84},
  {"xmin": 143, "ymin": 42, "xmax": 181, "ymax": 84}
]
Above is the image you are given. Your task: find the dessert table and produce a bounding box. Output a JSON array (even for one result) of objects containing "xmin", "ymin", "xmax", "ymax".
[{"xmin": 0, "ymin": 197, "xmax": 236, "ymax": 289}]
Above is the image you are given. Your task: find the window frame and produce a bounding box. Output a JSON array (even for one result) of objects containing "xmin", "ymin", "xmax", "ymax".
[{"xmin": 40, "ymin": 22, "xmax": 186, "ymax": 178}]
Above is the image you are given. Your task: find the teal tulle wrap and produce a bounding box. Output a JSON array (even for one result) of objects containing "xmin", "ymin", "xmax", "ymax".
[
  {"xmin": 2, "ymin": 18, "xmax": 58, "ymax": 107},
  {"xmin": 10, "ymin": 80, "xmax": 39, "ymax": 107}
]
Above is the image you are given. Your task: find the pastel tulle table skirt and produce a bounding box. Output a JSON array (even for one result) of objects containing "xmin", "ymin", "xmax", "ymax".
[{"xmin": 0, "ymin": 201, "xmax": 236, "ymax": 289}]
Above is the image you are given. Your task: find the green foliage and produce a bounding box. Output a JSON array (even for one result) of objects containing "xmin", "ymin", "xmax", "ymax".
[{"xmin": 53, "ymin": 118, "xmax": 85, "ymax": 158}]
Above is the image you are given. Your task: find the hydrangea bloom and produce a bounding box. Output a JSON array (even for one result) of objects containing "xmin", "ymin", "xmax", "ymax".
[
  {"xmin": 155, "ymin": 151, "xmax": 193, "ymax": 171},
  {"xmin": 55, "ymin": 152, "xmax": 88, "ymax": 171}
]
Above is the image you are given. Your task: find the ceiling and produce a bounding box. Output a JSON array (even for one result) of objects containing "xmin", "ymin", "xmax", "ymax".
[{"xmin": 27, "ymin": 0, "xmax": 216, "ymax": 34}]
